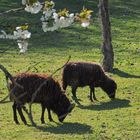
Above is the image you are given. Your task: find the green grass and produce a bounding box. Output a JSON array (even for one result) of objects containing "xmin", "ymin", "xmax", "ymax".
[{"xmin": 0, "ymin": 0, "xmax": 140, "ymax": 140}]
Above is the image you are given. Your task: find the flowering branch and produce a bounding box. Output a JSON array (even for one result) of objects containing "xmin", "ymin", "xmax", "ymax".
[
  {"xmin": 0, "ymin": 25, "xmax": 31, "ymax": 53},
  {"xmin": 0, "ymin": 0, "xmax": 93, "ymax": 53}
]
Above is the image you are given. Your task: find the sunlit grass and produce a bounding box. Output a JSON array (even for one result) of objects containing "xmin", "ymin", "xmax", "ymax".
[{"xmin": 0, "ymin": 0, "xmax": 140, "ymax": 139}]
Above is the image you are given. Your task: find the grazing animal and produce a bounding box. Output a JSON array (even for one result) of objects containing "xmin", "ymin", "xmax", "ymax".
[
  {"xmin": 62, "ymin": 62, "xmax": 117, "ymax": 102},
  {"xmin": 9, "ymin": 73, "xmax": 74, "ymax": 125}
]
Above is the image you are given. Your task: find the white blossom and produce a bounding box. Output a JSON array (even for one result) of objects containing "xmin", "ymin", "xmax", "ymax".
[
  {"xmin": 60, "ymin": 16, "xmax": 65, "ymax": 21},
  {"xmin": 41, "ymin": 9, "xmax": 56, "ymax": 22},
  {"xmin": 17, "ymin": 40, "xmax": 28, "ymax": 53},
  {"xmin": 0, "ymin": 28, "xmax": 31, "ymax": 53},
  {"xmin": 41, "ymin": 9, "xmax": 75, "ymax": 32},
  {"xmin": 25, "ymin": 2, "xmax": 43, "ymax": 14},
  {"xmin": 42, "ymin": 22, "xmax": 58, "ymax": 32},
  {"xmin": 0, "ymin": 31, "xmax": 17, "ymax": 39},
  {"xmin": 69, "ymin": 13, "xmax": 74, "ymax": 18},
  {"xmin": 40, "ymin": 16, "xmax": 44, "ymax": 22},
  {"xmin": 87, "ymin": 14, "xmax": 91, "ymax": 19},
  {"xmin": 0, "ymin": 34, "xmax": 7, "ymax": 39},
  {"xmin": 81, "ymin": 21, "xmax": 90, "ymax": 28},
  {"xmin": 22, "ymin": 30, "xmax": 31, "ymax": 39},
  {"xmin": 52, "ymin": 12, "xmax": 58, "ymax": 20},
  {"xmin": 16, "ymin": 26, "xmax": 21, "ymax": 30},
  {"xmin": 1, "ymin": 30, "xmax": 7, "ymax": 36},
  {"xmin": 22, "ymin": 0, "xmax": 26, "ymax": 5},
  {"xmin": 13, "ymin": 28, "xmax": 31, "ymax": 39}
]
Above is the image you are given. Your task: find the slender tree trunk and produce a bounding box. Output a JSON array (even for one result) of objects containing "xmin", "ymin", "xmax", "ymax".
[{"xmin": 99, "ymin": 0, "xmax": 114, "ymax": 71}]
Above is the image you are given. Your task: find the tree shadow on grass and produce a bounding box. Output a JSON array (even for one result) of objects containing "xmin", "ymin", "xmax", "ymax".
[
  {"xmin": 78, "ymin": 98, "xmax": 131, "ymax": 111},
  {"xmin": 112, "ymin": 68, "xmax": 140, "ymax": 78},
  {"xmin": 0, "ymin": 100, "xmax": 11, "ymax": 104},
  {"xmin": 110, "ymin": 0, "xmax": 140, "ymax": 19},
  {"xmin": 35, "ymin": 122, "xmax": 93, "ymax": 134}
]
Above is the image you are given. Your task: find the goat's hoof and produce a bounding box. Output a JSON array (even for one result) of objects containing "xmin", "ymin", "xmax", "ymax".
[
  {"xmin": 15, "ymin": 122, "xmax": 20, "ymax": 125},
  {"xmin": 91, "ymin": 99, "xmax": 98, "ymax": 103},
  {"xmin": 49, "ymin": 118, "xmax": 53, "ymax": 122},
  {"xmin": 90, "ymin": 98, "xmax": 94, "ymax": 102},
  {"xmin": 41, "ymin": 121, "xmax": 45, "ymax": 124},
  {"xmin": 24, "ymin": 122, "xmax": 27, "ymax": 125}
]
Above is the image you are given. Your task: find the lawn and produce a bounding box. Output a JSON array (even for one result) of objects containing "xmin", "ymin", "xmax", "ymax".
[{"xmin": 0, "ymin": 0, "xmax": 140, "ymax": 140}]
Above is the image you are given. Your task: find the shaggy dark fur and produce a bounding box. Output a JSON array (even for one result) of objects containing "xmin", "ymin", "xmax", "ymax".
[
  {"xmin": 62, "ymin": 62, "xmax": 117, "ymax": 102},
  {"xmin": 9, "ymin": 73, "xmax": 74, "ymax": 125}
]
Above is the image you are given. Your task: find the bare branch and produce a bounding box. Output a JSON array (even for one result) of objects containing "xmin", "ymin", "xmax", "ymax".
[
  {"xmin": 0, "ymin": 46, "xmax": 11, "ymax": 54},
  {"xmin": 0, "ymin": 85, "xmax": 26, "ymax": 104},
  {"xmin": 25, "ymin": 61, "xmax": 41, "ymax": 73},
  {"xmin": 51, "ymin": 55, "xmax": 71, "ymax": 76},
  {"xmin": 0, "ymin": 95, "xmax": 9, "ymax": 103},
  {"xmin": 0, "ymin": 7, "xmax": 23, "ymax": 16},
  {"xmin": 0, "ymin": 64, "xmax": 24, "ymax": 104},
  {"xmin": 0, "ymin": 1, "xmax": 45, "ymax": 16},
  {"xmin": 0, "ymin": 64, "xmax": 23, "ymax": 89}
]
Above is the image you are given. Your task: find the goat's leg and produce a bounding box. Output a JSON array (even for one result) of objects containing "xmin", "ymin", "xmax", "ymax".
[
  {"xmin": 90, "ymin": 86, "xmax": 97, "ymax": 101},
  {"xmin": 41, "ymin": 104, "xmax": 45, "ymax": 124},
  {"xmin": 12, "ymin": 102, "xmax": 19, "ymax": 124},
  {"xmin": 89, "ymin": 88, "xmax": 94, "ymax": 102},
  {"xmin": 17, "ymin": 105, "xmax": 27, "ymax": 125},
  {"xmin": 92, "ymin": 88, "xmax": 98, "ymax": 101},
  {"xmin": 93, "ymin": 91, "xmax": 98, "ymax": 101},
  {"xmin": 72, "ymin": 86, "xmax": 77, "ymax": 98},
  {"xmin": 47, "ymin": 107, "xmax": 53, "ymax": 122}
]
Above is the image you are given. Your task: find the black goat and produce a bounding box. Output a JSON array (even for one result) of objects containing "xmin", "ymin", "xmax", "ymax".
[
  {"xmin": 8, "ymin": 73, "xmax": 74, "ymax": 125},
  {"xmin": 62, "ymin": 62, "xmax": 117, "ymax": 102}
]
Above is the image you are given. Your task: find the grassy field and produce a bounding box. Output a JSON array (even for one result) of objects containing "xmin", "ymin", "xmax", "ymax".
[{"xmin": 0, "ymin": 0, "xmax": 140, "ymax": 140}]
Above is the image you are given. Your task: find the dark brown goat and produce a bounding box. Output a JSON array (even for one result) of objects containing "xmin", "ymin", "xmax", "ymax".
[
  {"xmin": 9, "ymin": 73, "xmax": 74, "ymax": 125},
  {"xmin": 62, "ymin": 62, "xmax": 117, "ymax": 102}
]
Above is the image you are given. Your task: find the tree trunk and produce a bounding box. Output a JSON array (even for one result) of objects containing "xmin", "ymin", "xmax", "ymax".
[{"xmin": 99, "ymin": 0, "xmax": 114, "ymax": 71}]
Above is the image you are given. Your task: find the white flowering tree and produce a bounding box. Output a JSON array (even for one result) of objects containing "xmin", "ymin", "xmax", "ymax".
[
  {"xmin": 0, "ymin": 0, "xmax": 93, "ymax": 53},
  {"xmin": 0, "ymin": 0, "xmax": 114, "ymax": 71}
]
